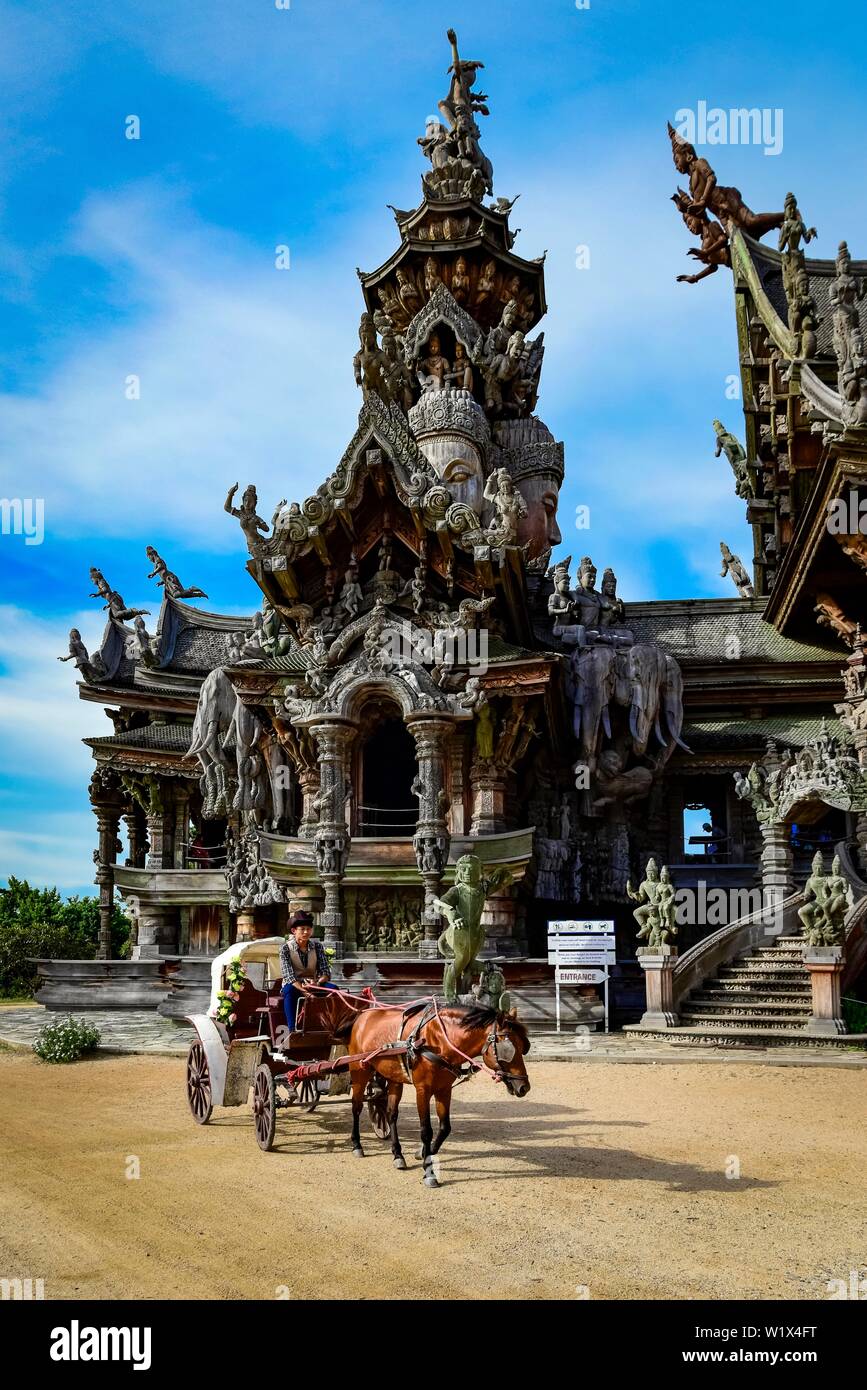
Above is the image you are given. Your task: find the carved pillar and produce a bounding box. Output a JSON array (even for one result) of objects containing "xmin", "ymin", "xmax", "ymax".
[
  {"xmin": 407, "ymin": 714, "xmax": 453, "ymax": 959},
  {"xmin": 173, "ymin": 783, "xmax": 191, "ymax": 868},
  {"xmin": 308, "ymin": 718, "xmax": 356, "ymax": 955},
  {"xmin": 760, "ymin": 819, "xmax": 793, "ymax": 926},
  {"xmin": 89, "ymin": 769, "xmax": 124, "ymax": 961},
  {"xmin": 636, "ymin": 946, "xmax": 679, "ymax": 1029},
  {"xmin": 297, "ymin": 766, "xmax": 321, "ymax": 839},
  {"xmin": 447, "ymin": 728, "xmax": 470, "ymax": 834},
  {"xmin": 803, "ymin": 946, "xmax": 847, "ymax": 1036},
  {"xmin": 470, "ymin": 759, "xmax": 508, "ymax": 835},
  {"xmin": 144, "ymin": 777, "xmax": 172, "ymax": 869},
  {"xmin": 123, "ymin": 806, "xmax": 146, "ymax": 869}
]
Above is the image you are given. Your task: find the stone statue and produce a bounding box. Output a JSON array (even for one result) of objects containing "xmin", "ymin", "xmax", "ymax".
[
  {"xmin": 434, "ymin": 853, "xmax": 513, "ymax": 1003},
  {"xmin": 668, "ymin": 124, "xmax": 784, "ymax": 238},
  {"xmin": 145, "ymin": 546, "xmax": 208, "ymax": 600},
  {"xmin": 353, "ymin": 312, "xmax": 390, "ymax": 401},
  {"xmin": 815, "ymin": 592, "xmax": 859, "ymax": 645},
  {"xmin": 671, "ymin": 188, "xmax": 731, "ymax": 284},
  {"xmin": 473, "ymin": 959, "xmax": 510, "ymax": 1013},
  {"xmin": 483, "ymin": 467, "xmax": 527, "ymax": 545},
  {"xmin": 627, "ymin": 859, "xmax": 677, "ymax": 948},
  {"xmin": 416, "ymin": 333, "xmax": 451, "ymax": 392},
  {"xmin": 798, "ymin": 851, "xmax": 848, "ymax": 947},
  {"xmin": 778, "ymin": 192, "xmax": 817, "ymax": 260},
  {"xmin": 224, "ymin": 484, "xmax": 280, "ymax": 555},
  {"xmin": 712, "ymin": 421, "xmax": 753, "ymax": 500},
  {"xmin": 830, "ymin": 241, "xmax": 867, "ymax": 426},
  {"xmin": 58, "ymin": 628, "xmax": 105, "ymax": 682},
  {"xmin": 89, "ymin": 567, "xmax": 149, "ymax": 623},
  {"xmin": 719, "ymin": 542, "xmax": 755, "ymax": 598},
  {"xmin": 475, "ymin": 700, "xmax": 495, "ymax": 759},
  {"xmin": 548, "ymin": 557, "xmax": 576, "ymax": 627},
  {"xmin": 599, "ymin": 568, "xmax": 625, "ymax": 628},
  {"xmin": 418, "ymin": 29, "xmax": 493, "ymax": 200}
]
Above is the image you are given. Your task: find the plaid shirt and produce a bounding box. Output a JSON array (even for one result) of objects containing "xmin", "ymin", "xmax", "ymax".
[{"xmin": 280, "ymin": 937, "xmax": 330, "ymax": 986}]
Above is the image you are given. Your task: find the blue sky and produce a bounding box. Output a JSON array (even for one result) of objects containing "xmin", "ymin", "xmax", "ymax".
[{"xmin": 1, "ymin": 0, "xmax": 865, "ymax": 893}]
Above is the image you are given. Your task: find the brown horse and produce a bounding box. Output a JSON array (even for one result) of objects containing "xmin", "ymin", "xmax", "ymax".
[{"xmin": 345, "ymin": 1002, "xmax": 531, "ymax": 1188}]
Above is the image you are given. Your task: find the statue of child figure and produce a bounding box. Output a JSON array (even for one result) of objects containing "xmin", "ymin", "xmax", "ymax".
[{"xmin": 473, "ymin": 959, "xmax": 510, "ymax": 1012}]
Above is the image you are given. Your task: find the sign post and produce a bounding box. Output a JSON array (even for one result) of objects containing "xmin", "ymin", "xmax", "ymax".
[{"xmin": 547, "ymin": 920, "xmax": 615, "ymax": 1034}]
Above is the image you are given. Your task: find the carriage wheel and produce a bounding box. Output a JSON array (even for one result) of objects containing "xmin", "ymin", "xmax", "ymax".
[
  {"xmin": 253, "ymin": 1065, "xmax": 277, "ymax": 1151},
  {"xmin": 296, "ymin": 1078, "xmax": 321, "ymax": 1113},
  {"xmin": 186, "ymin": 1041, "xmax": 213, "ymax": 1125}
]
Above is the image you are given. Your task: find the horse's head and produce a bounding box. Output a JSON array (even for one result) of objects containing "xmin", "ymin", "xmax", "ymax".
[{"xmin": 478, "ymin": 1009, "xmax": 531, "ymax": 1097}]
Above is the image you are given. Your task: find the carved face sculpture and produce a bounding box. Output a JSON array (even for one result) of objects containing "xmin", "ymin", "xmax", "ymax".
[
  {"xmin": 455, "ymin": 854, "xmax": 482, "ymax": 887},
  {"xmin": 515, "ymin": 471, "xmax": 562, "ymax": 559}
]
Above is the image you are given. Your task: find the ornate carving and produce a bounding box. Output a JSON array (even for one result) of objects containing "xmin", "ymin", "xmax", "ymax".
[
  {"xmin": 145, "ymin": 546, "xmax": 208, "ymax": 601},
  {"xmin": 418, "ymin": 29, "xmax": 493, "ymax": 202},
  {"xmin": 627, "ymin": 858, "xmax": 678, "ymax": 948},
  {"xmin": 830, "ymin": 241, "xmax": 867, "ymax": 426},
  {"xmin": 734, "ymin": 725, "xmax": 867, "ymax": 825},
  {"xmin": 798, "ymin": 852, "xmax": 849, "ymax": 947},
  {"xmin": 668, "ymin": 122, "xmax": 784, "ymax": 238},
  {"xmin": 224, "ymin": 827, "xmax": 284, "ymax": 913},
  {"xmin": 713, "ymin": 421, "xmax": 753, "ymax": 499},
  {"xmin": 719, "ymin": 542, "xmax": 755, "ymax": 598}
]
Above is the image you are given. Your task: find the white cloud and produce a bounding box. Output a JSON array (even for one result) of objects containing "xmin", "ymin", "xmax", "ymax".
[{"xmin": 0, "ymin": 181, "xmax": 378, "ymax": 550}]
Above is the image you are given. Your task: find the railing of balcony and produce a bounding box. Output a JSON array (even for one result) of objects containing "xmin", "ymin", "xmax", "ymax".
[
  {"xmin": 355, "ymin": 804, "xmax": 417, "ymax": 836},
  {"xmin": 181, "ymin": 842, "xmax": 228, "ymax": 869}
]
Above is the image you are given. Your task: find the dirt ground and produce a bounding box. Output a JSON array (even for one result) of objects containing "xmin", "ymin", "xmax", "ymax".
[{"xmin": 0, "ymin": 1051, "xmax": 864, "ymax": 1301}]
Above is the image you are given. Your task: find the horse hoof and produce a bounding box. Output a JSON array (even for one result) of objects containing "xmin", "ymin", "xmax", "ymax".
[
  {"xmin": 416, "ymin": 1146, "xmax": 425, "ymax": 1160},
  {"xmin": 353, "ymin": 1147, "xmax": 365, "ymax": 1159},
  {"xmin": 393, "ymin": 1155, "xmax": 407, "ymax": 1170},
  {"xmin": 423, "ymin": 1175, "xmax": 440, "ymax": 1189}
]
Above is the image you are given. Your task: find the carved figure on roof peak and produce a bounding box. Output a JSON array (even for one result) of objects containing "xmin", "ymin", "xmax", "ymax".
[
  {"xmin": 667, "ymin": 122, "xmax": 784, "ymax": 238},
  {"xmin": 88, "ymin": 567, "xmax": 149, "ymax": 623},
  {"xmin": 145, "ymin": 546, "xmax": 208, "ymax": 601}
]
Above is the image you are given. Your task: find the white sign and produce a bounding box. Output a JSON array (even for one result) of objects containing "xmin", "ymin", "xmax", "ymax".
[
  {"xmin": 548, "ymin": 919, "xmax": 614, "ymax": 935},
  {"xmin": 556, "ymin": 967, "xmax": 605, "ymax": 985},
  {"xmin": 549, "ymin": 934, "xmax": 615, "ymax": 952},
  {"xmin": 547, "ymin": 950, "xmax": 616, "ymax": 966}
]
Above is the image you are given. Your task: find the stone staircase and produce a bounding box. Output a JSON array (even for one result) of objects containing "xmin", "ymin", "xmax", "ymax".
[{"xmin": 678, "ymin": 934, "xmax": 814, "ymax": 1039}]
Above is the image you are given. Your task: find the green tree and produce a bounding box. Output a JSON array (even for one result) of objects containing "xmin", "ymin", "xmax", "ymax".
[{"xmin": 0, "ymin": 878, "xmax": 131, "ymax": 998}]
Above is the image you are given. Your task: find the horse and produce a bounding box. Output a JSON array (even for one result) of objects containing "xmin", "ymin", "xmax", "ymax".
[{"xmin": 344, "ymin": 1001, "xmax": 531, "ymax": 1188}]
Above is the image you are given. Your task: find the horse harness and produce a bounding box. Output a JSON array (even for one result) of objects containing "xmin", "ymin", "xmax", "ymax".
[{"xmin": 373, "ymin": 1002, "xmax": 513, "ymax": 1084}]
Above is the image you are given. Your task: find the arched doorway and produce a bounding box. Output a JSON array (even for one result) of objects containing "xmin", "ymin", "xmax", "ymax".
[{"xmin": 357, "ymin": 713, "xmax": 417, "ymax": 836}]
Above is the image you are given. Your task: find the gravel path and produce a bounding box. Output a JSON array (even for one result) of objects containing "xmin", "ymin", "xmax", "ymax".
[{"xmin": 1, "ymin": 1051, "xmax": 864, "ymax": 1301}]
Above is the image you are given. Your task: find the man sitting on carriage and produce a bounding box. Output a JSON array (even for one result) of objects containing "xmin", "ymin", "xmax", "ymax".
[{"xmin": 280, "ymin": 910, "xmax": 334, "ymax": 1032}]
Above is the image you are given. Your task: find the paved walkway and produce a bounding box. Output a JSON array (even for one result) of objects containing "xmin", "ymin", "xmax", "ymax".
[
  {"xmin": 1, "ymin": 1006, "xmax": 866, "ymax": 1066},
  {"xmin": 0, "ymin": 1007, "xmax": 193, "ymax": 1055}
]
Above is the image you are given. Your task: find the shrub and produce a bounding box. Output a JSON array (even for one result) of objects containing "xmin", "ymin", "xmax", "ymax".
[
  {"xmin": 32, "ymin": 1015, "xmax": 101, "ymax": 1064},
  {"xmin": 0, "ymin": 878, "xmax": 131, "ymax": 997}
]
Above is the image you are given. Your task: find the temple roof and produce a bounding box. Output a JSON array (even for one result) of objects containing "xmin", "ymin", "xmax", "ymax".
[
  {"xmin": 85, "ymin": 723, "xmax": 192, "ymax": 753},
  {"xmin": 626, "ymin": 598, "xmax": 844, "ymax": 665},
  {"xmin": 683, "ymin": 712, "xmax": 847, "ymax": 752},
  {"xmin": 738, "ymin": 234, "xmax": 867, "ymax": 361}
]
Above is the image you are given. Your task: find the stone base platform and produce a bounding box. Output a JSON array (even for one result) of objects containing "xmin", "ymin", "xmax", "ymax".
[
  {"xmin": 624, "ymin": 1022, "xmax": 867, "ymax": 1051},
  {"xmin": 30, "ymin": 955, "xmax": 601, "ymax": 1030}
]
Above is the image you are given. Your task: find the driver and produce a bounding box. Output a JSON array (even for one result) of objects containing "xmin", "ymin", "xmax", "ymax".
[{"xmin": 279, "ymin": 911, "xmax": 333, "ymax": 1032}]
